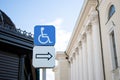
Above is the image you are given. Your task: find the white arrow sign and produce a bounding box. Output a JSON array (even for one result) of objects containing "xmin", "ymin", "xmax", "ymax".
[
  {"xmin": 32, "ymin": 46, "xmax": 55, "ymax": 68},
  {"xmin": 36, "ymin": 52, "xmax": 53, "ymax": 60}
]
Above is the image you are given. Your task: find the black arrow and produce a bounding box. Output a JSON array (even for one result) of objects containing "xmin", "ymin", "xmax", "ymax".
[{"xmin": 36, "ymin": 52, "xmax": 53, "ymax": 60}]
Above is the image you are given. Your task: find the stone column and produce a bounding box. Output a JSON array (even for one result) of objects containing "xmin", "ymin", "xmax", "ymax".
[
  {"xmin": 70, "ymin": 58, "xmax": 73, "ymax": 80},
  {"xmin": 82, "ymin": 33, "xmax": 88, "ymax": 80},
  {"xmin": 86, "ymin": 24, "xmax": 94, "ymax": 80},
  {"xmin": 78, "ymin": 42, "xmax": 83, "ymax": 80},
  {"xmin": 73, "ymin": 53, "xmax": 76, "ymax": 80},
  {"xmin": 91, "ymin": 11, "xmax": 104, "ymax": 80},
  {"xmin": 75, "ymin": 48, "xmax": 79, "ymax": 80}
]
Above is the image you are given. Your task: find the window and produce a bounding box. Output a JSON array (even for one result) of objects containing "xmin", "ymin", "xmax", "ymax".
[
  {"xmin": 110, "ymin": 31, "xmax": 118, "ymax": 69},
  {"xmin": 108, "ymin": 5, "xmax": 115, "ymax": 20}
]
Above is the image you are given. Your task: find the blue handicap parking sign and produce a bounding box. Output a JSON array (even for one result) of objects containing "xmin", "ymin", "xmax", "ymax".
[{"xmin": 34, "ymin": 25, "xmax": 56, "ymax": 46}]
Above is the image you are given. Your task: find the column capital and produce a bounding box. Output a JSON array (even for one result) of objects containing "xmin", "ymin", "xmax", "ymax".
[
  {"xmin": 81, "ymin": 33, "xmax": 86, "ymax": 42},
  {"xmin": 69, "ymin": 57, "xmax": 73, "ymax": 63},
  {"xmin": 78, "ymin": 41, "xmax": 82, "ymax": 47},
  {"xmin": 78, "ymin": 41, "xmax": 82, "ymax": 54},
  {"xmin": 86, "ymin": 24, "xmax": 92, "ymax": 34},
  {"xmin": 90, "ymin": 11, "xmax": 98, "ymax": 24},
  {"xmin": 75, "ymin": 47, "xmax": 79, "ymax": 55},
  {"xmin": 72, "ymin": 52, "xmax": 76, "ymax": 59}
]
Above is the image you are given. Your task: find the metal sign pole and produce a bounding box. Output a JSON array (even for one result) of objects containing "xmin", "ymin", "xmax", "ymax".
[{"xmin": 42, "ymin": 68, "xmax": 46, "ymax": 80}]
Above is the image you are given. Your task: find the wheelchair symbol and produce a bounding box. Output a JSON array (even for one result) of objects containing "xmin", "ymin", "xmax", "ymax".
[{"xmin": 38, "ymin": 27, "xmax": 52, "ymax": 44}]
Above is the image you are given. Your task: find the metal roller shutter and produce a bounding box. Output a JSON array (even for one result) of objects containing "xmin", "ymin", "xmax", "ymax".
[{"xmin": 0, "ymin": 51, "xmax": 19, "ymax": 80}]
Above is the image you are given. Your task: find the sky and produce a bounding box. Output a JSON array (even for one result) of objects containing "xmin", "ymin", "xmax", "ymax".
[{"xmin": 0, "ymin": 0, "xmax": 84, "ymax": 80}]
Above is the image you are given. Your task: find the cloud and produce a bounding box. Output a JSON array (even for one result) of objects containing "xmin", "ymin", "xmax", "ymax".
[
  {"xmin": 46, "ymin": 18, "xmax": 63, "ymax": 29},
  {"xmin": 55, "ymin": 29, "xmax": 71, "ymax": 51},
  {"xmin": 45, "ymin": 18, "xmax": 71, "ymax": 51}
]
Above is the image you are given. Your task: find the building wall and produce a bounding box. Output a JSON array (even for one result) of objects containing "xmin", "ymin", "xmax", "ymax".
[
  {"xmin": 99, "ymin": 0, "xmax": 120, "ymax": 80},
  {"xmin": 54, "ymin": 51, "xmax": 69, "ymax": 80}
]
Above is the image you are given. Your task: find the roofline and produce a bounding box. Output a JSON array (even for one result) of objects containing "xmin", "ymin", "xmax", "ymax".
[{"xmin": 66, "ymin": 0, "xmax": 97, "ymax": 55}]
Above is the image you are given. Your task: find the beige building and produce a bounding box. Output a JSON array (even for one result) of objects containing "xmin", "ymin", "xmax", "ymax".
[{"xmin": 54, "ymin": 0, "xmax": 120, "ymax": 80}]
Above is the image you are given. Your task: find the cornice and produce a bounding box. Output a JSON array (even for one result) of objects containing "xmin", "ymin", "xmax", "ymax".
[
  {"xmin": 0, "ymin": 26, "xmax": 33, "ymax": 50},
  {"xmin": 66, "ymin": 0, "xmax": 97, "ymax": 55},
  {"xmin": 56, "ymin": 51, "xmax": 67, "ymax": 60}
]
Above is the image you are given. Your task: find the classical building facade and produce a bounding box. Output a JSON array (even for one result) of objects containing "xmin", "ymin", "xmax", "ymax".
[{"xmin": 54, "ymin": 0, "xmax": 120, "ymax": 80}]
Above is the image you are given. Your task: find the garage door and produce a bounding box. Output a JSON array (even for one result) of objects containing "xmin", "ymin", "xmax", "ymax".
[{"xmin": 0, "ymin": 51, "xmax": 19, "ymax": 80}]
